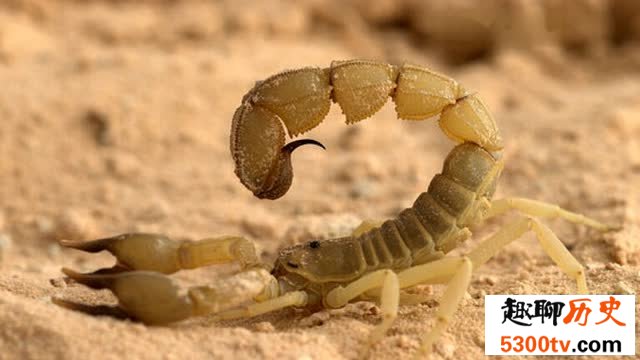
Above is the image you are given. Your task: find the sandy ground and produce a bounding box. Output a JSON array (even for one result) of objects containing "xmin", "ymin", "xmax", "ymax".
[{"xmin": 0, "ymin": 1, "xmax": 639, "ymax": 359}]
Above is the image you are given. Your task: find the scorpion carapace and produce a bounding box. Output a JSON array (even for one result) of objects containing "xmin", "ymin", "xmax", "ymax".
[{"xmin": 57, "ymin": 60, "xmax": 617, "ymax": 358}]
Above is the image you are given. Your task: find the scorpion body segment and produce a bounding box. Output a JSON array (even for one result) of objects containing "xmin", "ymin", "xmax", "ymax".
[
  {"xmin": 58, "ymin": 60, "xmax": 617, "ymax": 358},
  {"xmin": 230, "ymin": 60, "xmax": 502, "ymax": 199}
]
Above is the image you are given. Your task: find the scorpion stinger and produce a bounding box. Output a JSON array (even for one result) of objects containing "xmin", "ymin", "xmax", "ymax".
[
  {"xmin": 282, "ymin": 138, "xmax": 326, "ymax": 153},
  {"xmin": 254, "ymin": 138, "xmax": 327, "ymax": 200}
]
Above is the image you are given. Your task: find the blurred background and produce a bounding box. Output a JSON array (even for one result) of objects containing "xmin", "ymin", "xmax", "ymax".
[{"xmin": 0, "ymin": 1, "xmax": 638, "ymax": 359}]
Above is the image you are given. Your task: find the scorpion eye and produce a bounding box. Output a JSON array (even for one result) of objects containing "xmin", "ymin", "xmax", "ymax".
[
  {"xmin": 287, "ymin": 261, "xmax": 299, "ymax": 268},
  {"xmin": 309, "ymin": 240, "xmax": 320, "ymax": 249}
]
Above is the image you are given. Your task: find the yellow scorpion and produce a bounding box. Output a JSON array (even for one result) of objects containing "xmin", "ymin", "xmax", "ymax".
[{"xmin": 59, "ymin": 60, "xmax": 616, "ymax": 357}]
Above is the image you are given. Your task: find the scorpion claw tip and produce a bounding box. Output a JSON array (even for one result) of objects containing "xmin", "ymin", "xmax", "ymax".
[
  {"xmin": 61, "ymin": 267, "xmax": 119, "ymax": 290},
  {"xmin": 57, "ymin": 236, "xmax": 117, "ymax": 253},
  {"xmin": 58, "ymin": 239, "xmax": 78, "ymax": 247}
]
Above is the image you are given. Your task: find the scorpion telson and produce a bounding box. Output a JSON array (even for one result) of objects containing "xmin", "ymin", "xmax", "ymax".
[{"xmin": 58, "ymin": 60, "xmax": 618, "ymax": 357}]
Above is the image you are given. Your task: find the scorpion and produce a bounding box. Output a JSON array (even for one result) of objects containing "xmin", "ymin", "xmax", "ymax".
[{"xmin": 58, "ymin": 60, "xmax": 617, "ymax": 357}]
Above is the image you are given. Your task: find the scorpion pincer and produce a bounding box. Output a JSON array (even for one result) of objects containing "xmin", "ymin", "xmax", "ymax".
[{"xmin": 57, "ymin": 60, "xmax": 617, "ymax": 357}]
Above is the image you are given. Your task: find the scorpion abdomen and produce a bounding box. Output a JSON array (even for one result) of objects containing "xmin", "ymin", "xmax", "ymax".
[
  {"xmin": 440, "ymin": 143, "xmax": 499, "ymax": 195},
  {"xmin": 357, "ymin": 142, "xmax": 501, "ymax": 271}
]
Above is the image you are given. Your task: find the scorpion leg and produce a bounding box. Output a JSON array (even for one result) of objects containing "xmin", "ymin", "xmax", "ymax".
[
  {"xmin": 467, "ymin": 216, "xmax": 588, "ymax": 294},
  {"xmin": 211, "ymin": 291, "xmax": 308, "ymax": 321},
  {"xmin": 351, "ymin": 219, "xmax": 385, "ymax": 238},
  {"xmin": 60, "ymin": 266, "xmax": 275, "ymax": 324},
  {"xmin": 361, "ymin": 289, "xmax": 433, "ymax": 306},
  {"xmin": 60, "ymin": 233, "xmax": 261, "ymax": 274},
  {"xmin": 486, "ymin": 197, "xmax": 617, "ymax": 231},
  {"xmin": 325, "ymin": 270, "xmax": 400, "ymax": 347},
  {"xmin": 396, "ymin": 257, "xmax": 472, "ymax": 357}
]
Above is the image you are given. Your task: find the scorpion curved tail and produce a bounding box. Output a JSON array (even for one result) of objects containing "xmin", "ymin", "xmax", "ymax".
[{"xmin": 230, "ymin": 60, "xmax": 503, "ymax": 199}]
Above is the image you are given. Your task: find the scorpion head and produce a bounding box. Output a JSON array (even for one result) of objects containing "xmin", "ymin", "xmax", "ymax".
[
  {"xmin": 271, "ymin": 241, "xmax": 316, "ymax": 280},
  {"xmin": 272, "ymin": 237, "xmax": 367, "ymax": 289},
  {"xmin": 268, "ymin": 242, "xmax": 319, "ymax": 302}
]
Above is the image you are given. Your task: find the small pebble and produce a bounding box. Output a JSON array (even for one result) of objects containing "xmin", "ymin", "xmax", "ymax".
[
  {"xmin": 84, "ymin": 108, "xmax": 112, "ymax": 146},
  {"xmin": 253, "ymin": 321, "xmax": 275, "ymax": 332},
  {"xmin": 395, "ymin": 335, "xmax": 417, "ymax": 349},
  {"xmin": 474, "ymin": 289, "xmax": 487, "ymax": 299},
  {"xmin": 478, "ymin": 275, "xmax": 497, "ymax": 286},
  {"xmin": 434, "ymin": 337, "xmax": 456, "ymax": 359},
  {"xmin": 605, "ymin": 262, "xmax": 620, "ymax": 270},
  {"xmin": 473, "ymin": 333, "xmax": 485, "ymax": 348},
  {"xmin": 358, "ymin": 302, "xmax": 380, "ymax": 316}
]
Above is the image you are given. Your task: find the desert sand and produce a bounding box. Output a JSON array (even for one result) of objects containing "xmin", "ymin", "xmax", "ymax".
[{"xmin": 0, "ymin": 1, "xmax": 639, "ymax": 359}]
